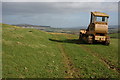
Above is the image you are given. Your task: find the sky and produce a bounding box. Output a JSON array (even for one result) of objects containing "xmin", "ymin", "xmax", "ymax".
[
  {"xmin": 1, "ymin": 0, "xmax": 120, "ymax": 2},
  {"xmin": 1, "ymin": 0, "xmax": 119, "ymax": 28}
]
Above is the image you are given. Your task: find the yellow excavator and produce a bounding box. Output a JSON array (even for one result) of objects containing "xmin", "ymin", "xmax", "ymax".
[{"xmin": 79, "ymin": 11, "xmax": 110, "ymax": 45}]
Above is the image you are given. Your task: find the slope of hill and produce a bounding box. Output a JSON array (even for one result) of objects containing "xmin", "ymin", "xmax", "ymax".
[
  {"xmin": 2, "ymin": 24, "xmax": 119, "ymax": 78},
  {"xmin": 2, "ymin": 24, "xmax": 67, "ymax": 78}
]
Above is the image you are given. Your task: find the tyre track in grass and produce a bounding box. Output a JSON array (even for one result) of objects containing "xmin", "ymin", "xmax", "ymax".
[
  {"xmin": 54, "ymin": 35, "xmax": 81, "ymax": 78},
  {"xmin": 51, "ymin": 33, "xmax": 119, "ymax": 77},
  {"xmin": 79, "ymin": 45, "xmax": 119, "ymax": 74},
  {"xmin": 58, "ymin": 43, "xmax": 81, "ymax": 78},
  {"xmin": 65, "ymin": 33, "xmax": 119, "ymax": 75}
]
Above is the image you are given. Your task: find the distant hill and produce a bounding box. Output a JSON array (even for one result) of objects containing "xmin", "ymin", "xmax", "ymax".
[
  {"xmin": 61, "ymin": 25, "xmax": 119, "ymax": 29},
  {"xmin": 12, "ymin": 24, "xmax": 51, "ymax": 28},
  {"xmin": 11, "ymin": 24, "xmax": 119, "ymax": 34},
  {"xmin": 108, "ymin": 25, "xmax": 119, "ymax": 29}
]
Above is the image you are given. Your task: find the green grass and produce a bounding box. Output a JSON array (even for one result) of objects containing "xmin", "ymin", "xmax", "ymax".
[
  {"xmin": 64, "ymin": 43, "xmax": 118, "ymax": 78},
  {"xmin": 2, "ymin": 24, "xmax": 67, "ymax": 78},
  {"xmin": 109, "ymin": 33, "xmax": 119, "ymax": 39},
  {"xmin": 85, "ymin": 39, "xmax": 118, "ymax": 67},
  {"xmin": 2, "ymin": 24, "xmax": 119, "ymax": 78},
  {"xmin": 52, "ymin": 34, "xmax": 118, "ymax": 78}
]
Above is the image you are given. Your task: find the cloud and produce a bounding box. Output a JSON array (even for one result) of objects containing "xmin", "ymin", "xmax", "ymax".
[
  {"xmin": 2, "ymin": 2, "xmax": 118, "ymax": 27},
  {"xmin": 2, "ymin": 0, "xmax": 120, "ymax": 2},
  {"xmin": 2, "ymin": 2, "xmax": 118, "ymax": 16}
]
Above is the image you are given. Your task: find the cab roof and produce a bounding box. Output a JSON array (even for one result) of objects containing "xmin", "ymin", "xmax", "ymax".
[{"xmin": 91, "ymin": 11, "xmax": 109, "ymax": 17}]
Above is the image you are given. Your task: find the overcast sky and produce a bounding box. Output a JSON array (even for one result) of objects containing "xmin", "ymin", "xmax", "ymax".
[
  {"xmin": 2, "ymin": 1, "xmax": 119, "ymax": 28},
  {"xmin": 2, "ymin": 0, "xmax": 120, "ymax": 2}
]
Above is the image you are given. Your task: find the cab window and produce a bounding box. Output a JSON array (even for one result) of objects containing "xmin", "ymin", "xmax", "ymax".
[{"xmin": 95, "ymin": 16, "xmax": 108, "ymax": 22}]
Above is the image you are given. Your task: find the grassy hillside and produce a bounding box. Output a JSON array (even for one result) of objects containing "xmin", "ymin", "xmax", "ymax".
[
  {"xmin": 2, "ymin": 24, "xmax": 119, "ymax": 78},
  {"xmin": 2, "ymin": 24, "xmax": 67, "ymax": 78},
  {"xmin": 109, "ymin": 33, "xmax": 119, "ymax": 39}
]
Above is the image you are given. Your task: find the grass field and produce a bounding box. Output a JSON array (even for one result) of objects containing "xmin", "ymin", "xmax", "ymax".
[
  {"xmin": 109, "ymin": 33, "xmax": 119, "ymax": 39},
  {"xmin": 2, "ymin": 24, "xmax": 119, "ymax": 78}
]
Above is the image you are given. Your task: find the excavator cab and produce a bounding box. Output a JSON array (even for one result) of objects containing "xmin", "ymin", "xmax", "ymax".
[{"xmin": 90, "ymin": 13, "xmax": 109, "ymax": 23}]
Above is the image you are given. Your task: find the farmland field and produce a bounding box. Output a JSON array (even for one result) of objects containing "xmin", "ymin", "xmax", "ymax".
[{"xmin": 2, "ymin": 24, "xmax": 119, "ymax": 78}]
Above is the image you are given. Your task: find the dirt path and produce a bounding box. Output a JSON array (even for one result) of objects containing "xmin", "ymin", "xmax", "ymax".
[
  {"xmin": 79, "ymin": 45, "xmax": 119, "ymax": 73},
  {"xmin": 54, "ymin": 35, "xmax": 81, "ymax": 78},
  {"xmin": 58, "ymin": 43, "xmax": 81, "ymax": 78}
]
